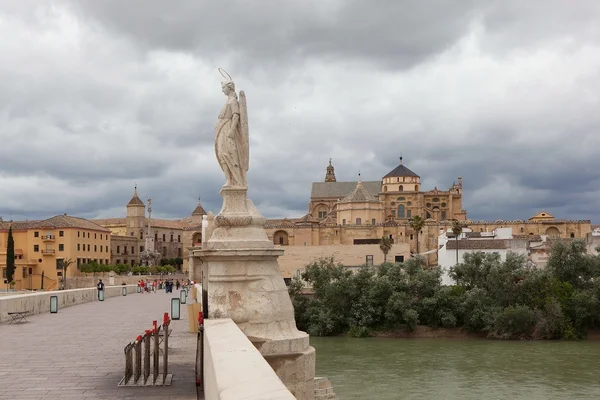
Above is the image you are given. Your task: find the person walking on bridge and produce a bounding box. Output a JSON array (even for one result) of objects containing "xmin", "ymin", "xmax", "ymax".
[{"xmin": 97, "ymin": 279, "xmax": 105, "ymax": 300}]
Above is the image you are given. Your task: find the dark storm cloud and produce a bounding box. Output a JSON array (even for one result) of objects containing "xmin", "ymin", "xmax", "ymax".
[
  {"xmin": 1, "ymin": 0, "xmax": 600, "ymax": 224},
  {"xmin": 71, "ymin": 0, "xmax": 476, "ymax": 69}
]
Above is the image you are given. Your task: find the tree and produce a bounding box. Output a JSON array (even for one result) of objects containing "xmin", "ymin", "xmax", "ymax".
[
  {"xmin": 379, "ymin": 236, "xmax": 393, "ymax": 263},
  {"xmin": 409, "ymin": 216, "xmax": 425, "ymax": 255},
  {"xmin": 6, "ymin": 226, "xmax": 15, "ymax": 287},
  {"xmin": 451, "ymin": 220, "xmax": 464, "ymax": 264},
  {"xmin": 61, "ymin": 258, "xmax": 73, "ymax": 290}
]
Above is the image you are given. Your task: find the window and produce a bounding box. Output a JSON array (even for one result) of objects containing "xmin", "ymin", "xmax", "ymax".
[
  {"xmin": 78, "ymin": 231, "xmax": 80, "ymax": 238},
  {"xmin": 87, "ymin": 232, "xmax": 90, "ymax": 238},
  {"xmin": 397, "ymin": 205, "xmax": 405, "ymax": 219},
  {"xmin": 410, "ymin": 234, "xmax": 414, "ymax": 240},
  {"xmin": 130, "ymin": 232, "xmax": 134, "ymax": 236},
  {"xmin": 34, "ymin": 245, "xmax": 39, "ymax": 252},
  {"xmin": 23, "ymin": 267, "xmax": 28, "ymax": 278},
  {"xmin": 87, "ymin": 244, "xmax": 90, "ymax": 251},
  {"xmin": 407, "ymin": 201, "xmax": 412, "ymax": 206},
  {"xmin": 407, "ymin": 210, "xmax": 412, "ymax": 218},
  {"xmin": 94, "ymin": 245, "xmax": 97, "ymax": 252},
  {"xmin": 100, "ymin": 246, "xmax": 103, "ymax": 252},
  {"xmin": 342, "ymin": 219, "xmax": 346, "ymax": 225},
  {"xmin": 433, "ymin": 198, "xmax": 440, "ymax": 202},
  {"xmin": 94, "ymin": 233, "xmax": 97, "ymax": 239},
  {"xmin": 116, "ymin": 259, "xmax": 121, "ymax": 265},
  {"xmin": 163, "ymin": 234, "xmax": 166, "ymax": 241},
  {"xmin": 59, "ymin": 231, "xmax": 64, "ymax": 237},
  {"xmin": 395, "ymin": 255, "xmax": 405, "ymax": 263},
  {"xmin": 391, "ymin": 210, "xmax": 396, "ymax": 216},
  {"xmin": 140, "ymin": 231, "xmax": 143, "ymax": 239},
  {"xmin": 101, "ymin": 234, "xmax": 103, "ymax": 240},
  {"xmin": 397, "ymin": 197, "xmax": 405, "ymax": 201},
  {"xmin": 426, "ymin": 203, "xmax": 431, "ymax": 208},
  {"xmin": 570, "ymin": 233, "xmax": 575, "ymax": 238},
  {"xmin": 131, "ymin": 246, "xmax": 135, "ymax": 254},
  {"xmin": 399, "ymin": 185, "xmax": 403, "ymax": 192},
  {"xmin": 117, "ymin": 246, "xmax": 120, "ymax": 254},
  {"xmin": 178, "ymin": 235, "xmax": 181, "ymax": 242},
  {"xmin": 366, "ymin": 255, "xmax": 374, "ymax": 266},
  {"xmin": 279, "ymin": 236, "xmax": 284, "ymax": 245},
  {"xmin": 441, "ymin": 202, "xmax": 447, "ymax": 207},
  {"xmin": 140, "ymin": 246, "xmax": 144, "ymax": 252},
  {"xmin": 441, "ymin": 211, "xmax": 446, "ymax": 220},
  {"xmin": 162, "ymin": 246, "xmax": 167, "ymax": 256},
  {"xmin": 155, "ymin": 233, "xmax": 158, "ymax": 240},
  {"xmin": 372, "ymin": 219, "xmax": 376, "ymax": 225},
  {"xmin": 356, "ymin": 218, "xmax": 361, "ymax": 225},
  {"xmin": 77, "ymin": 244, "xmax": 80, "ymax": 251},
  {"xmin": 415, "ymin": 185, "xmax": 419, "ymax": 191},
  {"xmin": 34, "ymin": 231, "xmax": 39, "ymax": 238},
  {"xmin": 170, "ymin": 234, "xmax": 173, "ymax": 242},
  {"xmin": 58, "ymin": 244, "xmax": 64, "ymax": 251},
  {"xmin": 520, "ymin": 227, "xmax": 524, "ymax": 233},
  {"xmin": 318, "ymin": 210, "xmax": 327, "ymax": 219},
  {"xmin": 426, "ymin": 212, "xmax": 431, "ymax": 219}
]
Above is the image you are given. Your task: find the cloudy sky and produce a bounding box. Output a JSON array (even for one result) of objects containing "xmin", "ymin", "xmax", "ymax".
[{"xmin": 1, "ymin": 1, "xmax": 600, "ymax": 223}]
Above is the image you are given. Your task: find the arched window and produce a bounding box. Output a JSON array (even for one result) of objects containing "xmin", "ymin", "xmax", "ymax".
[
  {"xmin": 426, "ymin": 211, "xmax": 431, "ymax": 219},
  {"xmin": 520, "ymin": 227, "xmax": 524, "ymax": 233},
  {"xmin": 399, "ymin": 185, "xmax": 404, "ymax": 192},
  {"xmin": 570, "ymin": 233, "xmax": 575, "ymax": 238},
  {"xmin": 383, "ymin": 186, "xmax": 388, "ymax": 192},
  {"xmin": 397, "ymin": 205, "xmax": 405, "ymax": 218},
  {"xmin": 372, "ymin": 219, "xmax": 376, "ymax": 225},
  {"xmin": 356, "ymin": 218, "xmax": 362, "ymax": 225},
  {"xmin": 415, "ymin": 185, "xmax": 419, "ymax": 192},
  {"xmin": 342, "ymin": 219, "xmax": 346, "ymax": 225}
]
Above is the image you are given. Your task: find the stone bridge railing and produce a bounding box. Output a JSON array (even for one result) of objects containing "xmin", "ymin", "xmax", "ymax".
[
  {"xmin": 0, "ymin": 285, "xmax": 138, "ymax": 323},
  {"xmin": 202, "ymin": 318, "xmax": 295, "ymax": 400}
]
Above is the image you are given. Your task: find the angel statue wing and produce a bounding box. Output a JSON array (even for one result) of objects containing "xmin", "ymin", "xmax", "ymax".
[{"xmin": 238, "ymin": 90, "xmax": 250, "ymax": 172}]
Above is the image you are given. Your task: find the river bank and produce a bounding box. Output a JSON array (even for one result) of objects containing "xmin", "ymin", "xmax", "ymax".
[{"xmin": 369, "ymin": 325, "xmax": 600, "ymax": 340}]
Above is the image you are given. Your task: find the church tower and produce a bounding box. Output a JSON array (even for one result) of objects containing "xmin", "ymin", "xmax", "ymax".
[
  {"xmin": 191, "ymin": 197, "xmax": 207, "ymax": 225},
  {"xmin": 126, "ymin": 185, "xmax": 146, "ymax": 237},
  {"xmin": 325, "ymin": 159, "xmax": 337, "ymax": 182}
]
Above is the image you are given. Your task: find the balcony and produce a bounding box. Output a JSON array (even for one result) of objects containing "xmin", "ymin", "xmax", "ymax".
[
  {"xmin": 42, "ymin": 234, "xmax": 55, "ymax": 242},
  {"xmin": 41, "ymin": 249, "xmax": 55, "ymax": 256}
]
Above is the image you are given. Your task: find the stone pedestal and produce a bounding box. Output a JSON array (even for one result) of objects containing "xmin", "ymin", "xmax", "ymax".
[{"xmin": 192, "ymin": 188, "xmax": 315, "ymax": 399}]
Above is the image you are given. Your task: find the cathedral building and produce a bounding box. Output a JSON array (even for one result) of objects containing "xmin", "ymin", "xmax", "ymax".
[{"xmin": 264, "ymin": 159, "xmax": 592, "ymax": 271}]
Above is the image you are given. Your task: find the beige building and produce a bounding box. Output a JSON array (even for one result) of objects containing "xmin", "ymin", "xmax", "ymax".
[
  {"xmin": 264, "ymin": 160, "xmax": 592, "ymax": 267},
  {"xmin": 93, "ymin": 187, "xmax": 206, "ymax": 270},
  {"xmin": 0, "ymin": 215, "xmax": 111, "ymax": 290}
]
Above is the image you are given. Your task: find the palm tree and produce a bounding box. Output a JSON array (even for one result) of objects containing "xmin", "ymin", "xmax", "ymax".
[
  {"xmin": 379, "ymin": 236, "xmax": 393, "ymax": 263},
  {"xmin": 409, "ymin": 216, "xmax": 425, "ymax": 255},
  {"xmin": 451, "ymin": 220, "xmax": 464, "ymax": 264},
  {"xmin": 61, "ymin": 258, "xmax": 73, "ymax": 290}
]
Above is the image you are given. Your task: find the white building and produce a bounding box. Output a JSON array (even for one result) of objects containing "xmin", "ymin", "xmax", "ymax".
[{"xmin": 437, "ymin": 227, "xmax": 525, "ymax": 285}]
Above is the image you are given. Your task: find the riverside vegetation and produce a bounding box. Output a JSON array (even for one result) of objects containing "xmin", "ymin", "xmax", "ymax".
[{"xmin": 288, "ymin": 239, "xmax": 600, "ymax": 340}]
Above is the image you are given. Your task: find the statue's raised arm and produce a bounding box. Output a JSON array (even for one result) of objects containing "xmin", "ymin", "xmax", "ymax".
[{"xmin": 215, "ymin": 69, "xmax": 249, "ymax": 188}]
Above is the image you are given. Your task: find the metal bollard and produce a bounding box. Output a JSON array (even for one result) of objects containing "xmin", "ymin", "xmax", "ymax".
[
  {"xmin": 153, "ymin": 326, "xmax": 160, "ymax": 384},
  {"xmin": 134, "ymin": 337, "xmax": 142, "ymax": 383},
  {"xmin": 162, "ymin": 320, "xmax": 170, "ymax": 384},
  {"xmin": 180, "ymin": 289, "xmax": 187, "ymax": 304},
  {"xmin": 50, "ymin": 295, "xmax": 58, "ymax": 313},
  {"xmin": 196, "ymin": 312, "xmax": 204, "ymax": 390},
  {"xmin": 124, "ymin": 343, "xmax": 134, "ymax": 384},
  {"xmin": 143, "ymin": 332, "xmax": 151, "ymax": 384}
]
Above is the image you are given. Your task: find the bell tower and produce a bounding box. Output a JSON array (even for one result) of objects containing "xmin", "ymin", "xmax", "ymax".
[
  {"xmin": 325, "ymin": 158, "xmax": 336, "ymax": 182},
  {"xmin": 126, "ymin": 185, "xmax": 146, "ymax": 237}
]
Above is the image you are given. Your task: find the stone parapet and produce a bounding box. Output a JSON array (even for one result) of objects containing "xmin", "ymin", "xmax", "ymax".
[
  {"xmin": 203, "ymin": 318, "xmax": 295, "ymax": 400},
  {"xmin": 0, "ymin": 285, "xmax": 138, "ymax": 323}
]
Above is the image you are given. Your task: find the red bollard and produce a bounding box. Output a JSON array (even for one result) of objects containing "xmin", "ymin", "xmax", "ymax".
[
  {"xmin": 153, "ymin": 320, "xmax": 158, "ymax": 334},
  {"xmin": 198, "ymin": 311, "xmax": 204, "ymax": 326},
  {"xmin": 163, "ymin": 312, "xmax": 169, "ymax": 326}
]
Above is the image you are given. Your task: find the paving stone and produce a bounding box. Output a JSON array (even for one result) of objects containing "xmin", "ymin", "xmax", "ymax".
[{"xmin": 0, "ymin": 291, "xmax": 201, "ymax": 399}]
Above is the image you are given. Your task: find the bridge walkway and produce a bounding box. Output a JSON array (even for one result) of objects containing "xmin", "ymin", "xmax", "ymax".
[{"xmin": 0, "ymin": 289, "xmax": 201, "ymax": 400}]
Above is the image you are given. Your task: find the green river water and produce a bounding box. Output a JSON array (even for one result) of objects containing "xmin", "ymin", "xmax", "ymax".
[{"xmin": 311, "ymin": 337, "xmax": 600, "ymax": 400}]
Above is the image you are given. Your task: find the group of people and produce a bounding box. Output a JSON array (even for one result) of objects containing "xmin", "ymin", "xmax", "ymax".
[{"xmin": 137, "ymin": 278, "xmax": 186, "ymax": 293}]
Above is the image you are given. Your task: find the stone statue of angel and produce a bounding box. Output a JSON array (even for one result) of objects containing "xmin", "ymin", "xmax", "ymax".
[{"xmin": 215, "ymin": 69, "xmax": 249, "ymax": 188}]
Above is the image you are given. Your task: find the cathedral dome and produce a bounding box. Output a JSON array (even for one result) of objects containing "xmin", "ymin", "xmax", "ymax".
[{"xmin": 383, "ymin": 157, "xmax": 419, "ymax": 179}]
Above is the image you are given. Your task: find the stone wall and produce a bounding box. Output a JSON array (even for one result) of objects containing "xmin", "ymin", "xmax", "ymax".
[
  {"xmin": 0, "ymin": 285, "xmax": 138, "ymax": 323},
  {"xmin": 64, "ymin": 273, "xmax": 188, "ymax": 289},
  {"xmin": 203, "ymin": 318, "xmax": 295, "ymax": 400}
]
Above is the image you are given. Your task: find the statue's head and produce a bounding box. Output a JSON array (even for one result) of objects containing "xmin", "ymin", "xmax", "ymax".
[{"xmin": 221, "ymin": 80, "xmax": 235, "ymax": 95}]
